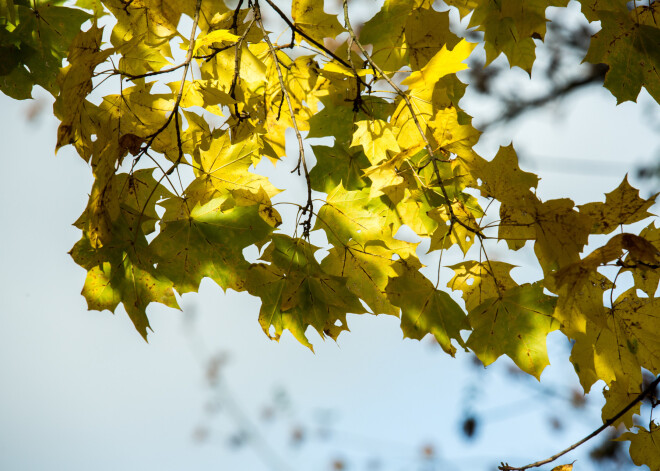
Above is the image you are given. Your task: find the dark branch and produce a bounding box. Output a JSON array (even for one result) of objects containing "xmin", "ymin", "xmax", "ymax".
[{"xmin": 499, "ymin": 374, "xmax": 660, "ymax": 471}]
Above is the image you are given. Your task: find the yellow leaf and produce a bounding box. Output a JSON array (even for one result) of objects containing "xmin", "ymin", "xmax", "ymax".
[
  {"xmin": 351, "ymin": 119, "xmax": 401, "ymax": 165},
  {"xmin": 322, "ymin": 61, "xmax": 376, "ymax": 78},
  {"xmin": 231, "ymin": 187, "xmax": 282, "ymax": 228},
  {"xmin": 401, "ymin": 40, "xmax": 475, "ymax": 89},
  {"xmin": 579, "ymin": 176, "xmax": 657, "ymax": 234},
  {"xmin": 387, "ymin": 259, "xmax": 470, "ymax": 356},
  {"xmin": 193, "ymin": 29, "xmax": 239, "ymax": 55},
  {"xmin": 602, "ymin": 380, "xmax": 641, "ymax": 429},
  {"xmin": 448, "ymin": 261, "xmax": 518, "ymax": 312},
  {"xmin": 405, "ymin": 6, "xmax": 461, "ymax": 70},
  {"xmin": 467, "ymin": 283, "xmax": 558, "ymax": 379},
  {"xmin": 464, "ymin": 144, "xmax": 539, "ymax": 209},
  {"xmin": 291, "ymin": 0, "xmax": 345, "ymax": 45},
  {"xmin": 617, "ymin": 422, "xmax": 660, "ymax": 470},
  {"xmin": 551, "ymin": 463, "xmax": 575, "ymax": 471}
]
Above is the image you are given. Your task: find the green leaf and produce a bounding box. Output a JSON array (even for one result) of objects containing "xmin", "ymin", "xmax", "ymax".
[
  {"xmin": 584, "ymin": 7, "xmax": 660, "ymax": 104},
  {"xmin": 151, "ymin": 197, "xmax": 274, "ymax": 294},
  {"xmin": 309, "ymin": 143, "xmax": 369, "ymax": 193},
  {"xmin": 70, "ymin": 229, "xmax": 179, "ymax": 341},
  {"xmin": 247, "ymin": 235, "xmax": 366, "ymax": 350},
  {"xmin": 466, "ymin": 283, "xmax": 558, "ymax": 379},
  {"xmin": 386, "ymin": 259, "xmax": 469, "ymax": 356}
]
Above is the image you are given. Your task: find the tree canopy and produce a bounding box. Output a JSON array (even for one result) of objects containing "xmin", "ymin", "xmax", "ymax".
[{"xmin": 1, "ymin": 0, "xmax": 660, "ymax": 468}]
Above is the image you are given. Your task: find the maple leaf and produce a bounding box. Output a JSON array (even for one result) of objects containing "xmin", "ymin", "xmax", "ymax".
[
  {"xmin": 70, "ymin": 228, "xmax": 179, "ymax": 340},
  {"xmin": 401, "ymin": 40, "xmax": 475, "ymax": 90},
  {"xmin": 578, "ymin": 176, "xmax": 657, "ymax": 234},
  {"xmin": 446, "ymin": 0, "xmax": 569, "ymax": 73},
  {"xmin": 0, "ymin": 1, "xmax": 91, "ymax": 98},
  {"xmin": 404, "ymin": 5, "xmax": 460, "ymax": 70},
  {"xmin": 351, "ymin": 119, "xmax": 401, "ymax": 165},
  {"xmin": 469, "ymin": 283, "xmax": 558, "ymax": 378},
  {"xmin": 464, "ymin": 144, "xmax": 539, "ymax": 209},
  {"xmin": 359, "ymin": 0, "xmax": 411, "ymax": 71},
  {"xmin": 291, "ymin": 0, "xmax": 345, "ymax": 45},
  {"xmin": 321, "ymin": 241, "xmax": 411, "ymax": 317},
  {"xmin": 577, "ymin": 0, "xmax": 628, "ymax": 22},
  {"xmin": 568, "ymin": 289, "xmax": 660, "ymax": 393},
  {"xmin": 386, "ymin": 258, "xmax": 470, "ymax": 356},
  {"xmin": 428, "ymin": 198, "xmax": 482, "ymax": 255},
  {"xmin": 310, "ymin": 144, "xmax": 369, "ymax": 193},
  {"xmin": 502, "ymin": 197, "xmax": 591, "ymax": 273},
  {"xmin": 54, "ymin": 25, "xmax": 113, "ymax": 152},
  {"xmin": 601, "ymin": 379, "xmax": 642, "ymax": 429},
  {"xmin": 448, "ymin": 261, "xmax": 518, "ymax": 312},
  {"xmin": 151, "ymin": 197, "xmax": 274, "ymax": 294},
  {"xmin": 584, "ymin": 5, "xmax": 660, "ymax": 103},
  {"xmin": 314, "ymin": 184, "xmax": 402, "ymax": 248},
  {"xmin": 626, "ymin": 222, "xmax": 660, "ymax": 296},
  {"xmin": 246, "ymin": 235, "xmax": 366, "ymax": 349},
  {"xmin": 617, "ymin": 422, "xmax": 660, "ymax": 470},
  {"xmin": 187, "ymin": 133, "xmax": 278, "ymax": 203},
  {"xmin": 550, "ymin": 272, "xmax": 610, "ymax": 337}
]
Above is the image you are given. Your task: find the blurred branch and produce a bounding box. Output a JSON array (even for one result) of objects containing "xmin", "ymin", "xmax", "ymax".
[{"xmin": 478, "ymin": 63, "xmax": 607, "ymax": 131}]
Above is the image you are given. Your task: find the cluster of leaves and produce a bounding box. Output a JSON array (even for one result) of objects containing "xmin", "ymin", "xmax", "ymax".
[{"xmin": 2, "ymin": 0, "xmax": 660, "ymax": 468}]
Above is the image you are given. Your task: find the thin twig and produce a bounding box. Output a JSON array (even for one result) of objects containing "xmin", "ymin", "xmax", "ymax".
[
  {"xmin": 119, "ymin": 62, "xmax": 187, "ymax": 82},
  {"xmin": 255, "ymin": 0, "xmax": 313, "ymax": 237},
  {"xmin": 131, "ymin": 0, "xmax": 202, "ymax": 241},
  {"xmin": 262, "ymin": 0, "xmax": 359, "ymax": 75},
  {"xmin": 499, "ymin": 375, "xmax": 660, "ymax": 471},
  {"xmin": 228, "ymin": 2, "xmax": 256, "ymax": 119}
]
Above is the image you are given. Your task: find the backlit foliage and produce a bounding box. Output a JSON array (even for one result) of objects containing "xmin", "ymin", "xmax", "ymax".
[{"xmin": 2, "ymin": 0, "xmax": 660, "ymax": 467}]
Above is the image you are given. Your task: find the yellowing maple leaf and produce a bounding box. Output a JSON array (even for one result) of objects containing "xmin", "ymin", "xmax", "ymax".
[
  {"xmin": 246, "ymin": 235, "xmax": 366, "ymax": 350},
  {"xmin": 359, "ymin": 0, "xmax": 411, "ymax": 71},
  {"xmin": 463, "ymin": 145, "xmax": 539, "ymax": 209},
  {"xmin": 291, "ymin": 0, "xmax": 345, "ymax": 45},
  {"xmin": 579, "ymin": 176, "xmax": 657, "ymax": 234},
  {"xmin": 321, "ymin": 241, "xmax": 408, "ymax": 317},
  {"xmin": 404, "ymin": 5, "xmax": 460, "ymax": 70},
  {"xmin": 351, "ymin": 119, "xmax": 401, "ymax": 165},
  {"xmin": 401, "ymin": 40, "xmax": 475, "ymax": 90},
  {"xmin": 314, "ymin": 185, "xmax": 401, "ymax": 248},
  {"xmin": 617, "ymin": 422, "xmax": 660, "ymax": 470},
  {"xmin": 387, "ymin": 259, "xmax": 470, "ymax": 356},
  {"xmin": 602, "ymin": 379, "xmax": 642, "ymax": 429},
  {"xmin": 151, "ymin": 197, "xmax": 274, "ymax": 294},
  {"xmin": 467, "ymin": 283, "xmax": 558, "ymax": 379},
  {"xmin": 445, "ymin": 0, "xmax": 569, "ymax": 73},
  {"xmin": 193, "ymin": 29, "xmax": 239, "ymax": 55},
  {"xmin": 70, "ymin": 230, "xmax": 179, "ymax": 341},
  {"xmin": 585, "ymin": 6, "xmax": 660, "ymax": 103},
  {"xmin": 448, "ymin": 261, "xmax": 518, "ymax": 312}
]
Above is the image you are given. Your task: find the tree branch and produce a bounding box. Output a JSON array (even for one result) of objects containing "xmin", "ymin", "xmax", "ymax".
[
  {"xmin": 255, "ymin": 0, "xmax": 313, "ymax": 237},
  {"xmin": 479, "ymin": 64, "xmax": 607, "ymax": 131},
  {"xmin": 499, "ymin": 374, "xmax": 660, "ymax": 471}
]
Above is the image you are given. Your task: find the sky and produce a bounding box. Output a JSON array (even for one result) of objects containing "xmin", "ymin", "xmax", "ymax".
[{"xmin": 1, "ymin": 1, "xmax": 659, "ymax": 470}]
